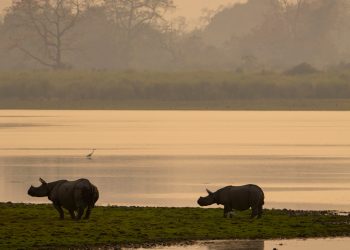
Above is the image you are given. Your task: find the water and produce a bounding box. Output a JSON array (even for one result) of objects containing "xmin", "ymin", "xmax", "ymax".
[
  {"xmin": 0, "ymin": 110, "xmax": 350, "ymax": 210},
  {"xmin": 127, "ymin": 238, "xmax": 350, "ymax": 250}
]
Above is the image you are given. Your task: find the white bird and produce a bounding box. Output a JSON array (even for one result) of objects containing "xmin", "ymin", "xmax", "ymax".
[{"xmin": 86, "ymin": 149, "xmax": 96, "ymax": 159}]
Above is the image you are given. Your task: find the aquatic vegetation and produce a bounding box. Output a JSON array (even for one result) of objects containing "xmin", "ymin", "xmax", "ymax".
[{"xmin": 0, "ymin": 203, "xmax": 349, "ymax": 249}]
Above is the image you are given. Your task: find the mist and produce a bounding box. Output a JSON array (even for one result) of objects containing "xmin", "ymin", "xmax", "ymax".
[{"xmin": 0, "ymin": 0, "xmax": 349, "ymax": 71}]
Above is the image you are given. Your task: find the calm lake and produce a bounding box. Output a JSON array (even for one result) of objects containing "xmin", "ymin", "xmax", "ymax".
[{"xmin": 0, "ymin": 110, "xmax": 350, "ymax": 210}]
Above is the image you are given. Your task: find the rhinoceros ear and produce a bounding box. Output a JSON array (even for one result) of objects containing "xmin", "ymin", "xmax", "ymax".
[
  {"xmin": 39, "ymin": 178, "xmax": 47, "ymax": 185},
  {"xmin": 206, "ymin": 188, "xmax": 213, "ymax": 195}
]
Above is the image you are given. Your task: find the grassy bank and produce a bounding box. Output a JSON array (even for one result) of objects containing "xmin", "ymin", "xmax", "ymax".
[
  {"xmin": 1, "ymin": 203, "xmax": 349, "ymax": 249},
  {"xmin": 1, "ymin": 70, "xmax": 350, "ymax": 110}
]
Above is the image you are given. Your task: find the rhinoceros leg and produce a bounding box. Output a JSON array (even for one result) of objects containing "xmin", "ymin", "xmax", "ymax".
[
  {"xmin": 227, "ymin": 211, "xmax": 235, "ymax": 218},
  {"xmin": 84, "ymin": 207, "xmax": 92, "ymax": 219},
  {"xmin": 224, "ymin": 205, "xmax": 232, "ymax": 218},
  {"xmin": 257, "ymin": 205, "xmax": 263, "ymax": 218},
  {"xmin": 69, "ymin": 210, "xmax": 76, "ymax": 220},
  {"xmin": 76, "ymin": 207, "xmax": 85, "ymax": 220},
  {"xmin": 251, "ymin": 206, "xmax": 259, "ymax": 218},
  {"xmin": 53, "ymin": 203, "xmax": 64, "ymax": 220}
]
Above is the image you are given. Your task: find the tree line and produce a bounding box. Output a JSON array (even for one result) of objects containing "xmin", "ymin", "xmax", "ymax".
[
  {"xmin": 1, "ymin": 0, "xmax": 350, "ymax": 71},
  {"xmin": 1, "ymin": 71, "xmax": 350, "ymax": 101},
  {"xmin": 0, "ymin": 0, "xmax": 176, "ymax": 70}
]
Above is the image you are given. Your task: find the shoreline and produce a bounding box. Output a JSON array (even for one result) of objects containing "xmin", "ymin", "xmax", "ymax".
[
  {"xmin": 121, "ymin": 238, "xmax": 350, "ymax": 250},
  {"xmin": 2, "ymin": 201, "xmax": 350, "ymax": 213},
  {"xmin": 90, "ymin": 237, "xmax": 350, "ymax": 249},
  {"xmin": 1, "ymin": 203, "xmax": 349, "ymax": 249},
  {"xmin": 1, "ymin": 99, "xmax": 350, "ymax": 111}
]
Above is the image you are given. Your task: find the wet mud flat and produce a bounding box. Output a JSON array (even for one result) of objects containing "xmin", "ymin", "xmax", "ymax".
[{"xmin": 0, "ymin": 203, "xmax": 349, "ymax": 249}]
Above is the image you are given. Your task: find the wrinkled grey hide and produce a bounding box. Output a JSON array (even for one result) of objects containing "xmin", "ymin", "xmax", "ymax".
[
  {"xmin": 28, "ymin": 178, "xmax": 99, "ymax": 220},
  {"xmin": 197, "ymin": 184, "xmax": 264, "ymax": 218}
]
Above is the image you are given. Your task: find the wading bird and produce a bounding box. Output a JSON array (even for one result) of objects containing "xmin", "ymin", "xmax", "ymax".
[{"xmin": 86, "ymin": 149, "xmax": 96, "ymax": 159}]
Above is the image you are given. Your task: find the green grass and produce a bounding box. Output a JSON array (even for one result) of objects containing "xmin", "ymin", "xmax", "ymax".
[
  {"xmin": 1, "ymin": 70, "xmax": 350, "ymax": 110},
  {"xmin": 0, "ymin": 203, "xmax": 349, "ymax": 249}
]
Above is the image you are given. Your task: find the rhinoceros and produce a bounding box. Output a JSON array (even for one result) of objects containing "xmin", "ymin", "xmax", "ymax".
[
  {"xmin": 197, "ymin": 184, "xmax": 264, "ymax": 218},
  {"xmin": 28, "ymin": 178, "xmax": 99, "ymax": 220}
]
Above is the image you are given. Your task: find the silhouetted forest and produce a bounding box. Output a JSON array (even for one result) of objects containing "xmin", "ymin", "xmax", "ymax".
[{"xmin": 1, "ymin": 0, "xmax": 350, "ymax": 71}]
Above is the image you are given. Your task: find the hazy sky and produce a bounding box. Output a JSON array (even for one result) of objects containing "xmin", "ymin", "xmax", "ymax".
[
  {"xmin": 170, "ymin": 0, "xmax": 245, "ymax": 20},
  {"xmin": 0, "ymin": 0, "xmax": 246, "ymax": 23}
]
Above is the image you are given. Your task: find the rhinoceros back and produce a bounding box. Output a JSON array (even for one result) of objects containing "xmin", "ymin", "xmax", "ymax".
[{"xmin": 218, "ymin": 184, "xmax": 264, "ymax": 211}]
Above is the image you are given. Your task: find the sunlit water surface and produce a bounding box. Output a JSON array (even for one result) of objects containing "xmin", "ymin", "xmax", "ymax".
[{"xmin": 0, "ymin": 110, "xmax": 350, "ymax": 210}]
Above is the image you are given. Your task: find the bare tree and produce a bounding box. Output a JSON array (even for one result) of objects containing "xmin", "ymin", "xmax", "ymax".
[
  {"xmin": 103, "ymin": 0, "xmax": 175, "ymax": 67},
  {"xmin": 278, "ymin": 0, "xmax": 306, "ymax": 39},
  {"xmin": 158, "ymin": 17, "xmax": 186, "ymax": 64},
  {"xmin": 5, "ymin": 0, "xmax": 87, "ymax": 69}
]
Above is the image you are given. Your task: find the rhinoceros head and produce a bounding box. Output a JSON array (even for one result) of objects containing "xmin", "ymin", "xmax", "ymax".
[
  {"xmin": 197, "ymin": 188, "xmax": 216, "ymax": 206},
  {"xmin": 27, "ymin": 178, "xmax": 50, "ymax": 197}
]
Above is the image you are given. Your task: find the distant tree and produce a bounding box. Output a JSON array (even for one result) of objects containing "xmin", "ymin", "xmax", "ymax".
[
  {"xmin": 233, "ymin": 0, "xmax": 344, "ymax": 69},
  {"xmin": 278, "ymin": 0, "xmax": 306, "ymax": 39},
  {"xmin": 69, "ymin": 5, "xmax": 118, "ymax": 69},
  {"xmin": 158, "ymin": 17, "xmax": 187, "ymax": 65},
  {"xmin": 4, "ymin": 0, "xmax": 89, "ymax": 69},
  {"xmin": 103, "ymin": 0, "xmax": 175, "ymax": 68},
  {"xmin": 285, "ymin": 62, "xmax": 318, "ymax": 75},
  {"xmin": 199, "ymin": 6, "xmax": 224, "ymax": 29}
]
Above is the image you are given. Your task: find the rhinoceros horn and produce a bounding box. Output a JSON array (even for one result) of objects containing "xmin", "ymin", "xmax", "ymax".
[
  {"xmin": 39, "ymin": 178, "xmax": 47, "ymax": 185},
  {"xmin": 206, "ymin": 188, "xmax": 213, "ymax": 195}
]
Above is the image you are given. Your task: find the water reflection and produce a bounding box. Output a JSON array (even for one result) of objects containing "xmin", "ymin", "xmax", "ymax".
[
  {"xmin": 127, "ymin": 238, "xmax": 350, "ymax": 250},
  {"xmin": 0, "ymin": 123, "xmax": 53, "ymax": 128},
  {"xmin": 205, "ymin": 240, "xmax": 264, "ymax": 250}
]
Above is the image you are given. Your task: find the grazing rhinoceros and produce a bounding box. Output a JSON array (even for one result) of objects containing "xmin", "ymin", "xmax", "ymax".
[
  {"xmin": 197, "ymin": 184, "xmax": 264, "ymax": 218},
  {"xmin": 28, "ymin": 178, "xmax": 99, "ymax": 220}
]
